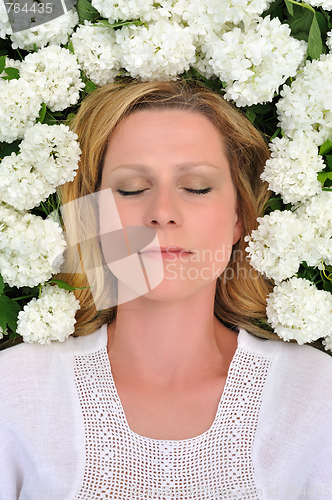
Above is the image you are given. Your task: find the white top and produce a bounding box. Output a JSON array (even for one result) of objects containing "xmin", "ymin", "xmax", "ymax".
[{"xmin": 0, "ymin": 324, "xmax": 332, "ymax": 500}]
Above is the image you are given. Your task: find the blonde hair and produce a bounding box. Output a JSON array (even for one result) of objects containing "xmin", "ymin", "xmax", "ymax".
[{"xmin": 56, "ymin": 79, "xmax": 279, "ymax": 340}]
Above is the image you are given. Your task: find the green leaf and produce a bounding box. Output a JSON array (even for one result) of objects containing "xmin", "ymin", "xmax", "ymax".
[
  {"xmin": 96, "ymin": 19, "xmax": 144, "ymax": 29},
  {"xmin": 0, "ymin": 274, "xmax": 4, "ymax": 295},
  {"xmin": 47, "ymin": 279, "xmax": 77, "ymax": 291},
  {"xmin": 291, "ymin": 30, "xmax": 309, "ymax": 42},
  {"xmin": 81, "ymin": 72, "xmax": 98, "ymax": 93},
  {"xmin": 0, "ymin": 295, "xmax": 20, "ymax": 332},
  {"xmin": 3, "ymin": 67, "xmax": 20, "ymax": 80},
  {"xmin": 271, "ymin": 128, "xmax": 281, "ymax": 140},
  {"xmin": 317, "ymin": 171, "xmax": 332, "ymax": 185},
  {"xmin": 315, "ymin": 12, "xmax": 327, "ymax": 37},
  {"xmin": 68, "ymin": 40, "xmax": 74, "ymax": 54},
  {"xmin": 47, "ymin": 279, "xmax": 91, "ymax": 291},
  {"xmin": 319, "ymin": 139, "xmax": 332, "ymax": 156},
  {"xmin": 66, "ymin": 113, "xmax": 76, "ymax": 126},
  {"xmin": 326, "ymin": 155, "xmax": 332, "ymax": 169},
  {"xmin": 308, "ymin": 14, "xmax": 323, "ymax": 59},
  {"xmin": 76, "ymin": 0, "xmax": 100, "ymax": 23},
  {"xmin": 246, "ymin": 109, "xmax": 256, "ymax": 123},
  {"xmin": 0, "ymin": 55, "xmax": 6, "ymax": 75},
  {"xmin": 37, "ymin": 102, "xmax": 47, "ymax": 124},
  {"xmin": 43, "ymin": 110, "xmax": 59, "ymax": 125},
  {"xmin": 288, "ymin": 8, "xmax": 314, "ymax": 34},
  {"xmin": 284, "ymin": 0, "xmax": 294, "ymax": 16}
]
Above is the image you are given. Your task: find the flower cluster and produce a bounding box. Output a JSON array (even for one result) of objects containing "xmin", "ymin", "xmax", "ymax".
[
  {"xmin": 0, "ymin": 123, "xmax": 81, "ymax": 211},
  {"xmin": 261, "ymin": 136, "xmax": 324, "ymax": 204},
  {"xmin": 266, "ymin": 277, "xmax": 332, "ymax": 345},
  {"xmin": 276, "ymin": 54, "xmax": 332, "ymax": 147},
  {"xmin": 0, "ymin": 78, "xmax": 42, "ymax": 143},
  {"xmin": 115, "ymin": 20, "xmax": 196, "ymax": 80},
  {"xmin": 10, "ymin": 10, "xmax": 79, "ymax": 50},
  {"xmin": 16, "ymin": 284, "xmax": 80, "ymax": 344},
  {"xmin": 0, "ymin": 203, "xmax": 66, "ymax": 288},
  {"xmin": 71, "ymin": 22, "xmax": 120, "ymax": 86},
  {"xmin": 203, "ymin": 16, "xmax": 307, "ymax": 106},
  {"xmin": 20, "ymin": 45, "xmax": 84, "ymax": 111}
]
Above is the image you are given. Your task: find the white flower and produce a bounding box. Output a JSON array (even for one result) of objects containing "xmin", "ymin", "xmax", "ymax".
[
  {"xmin": 322, "ymin": 335, "xmax": 332, "ymax": 352},
  {"xmin": 0, "ymin": 203, "xmax": 66, "ymax": 288},
  {"xmin": 302, "ymin": 0, "xmax": 332, "ymax": 10},
  {"xmin": 0, "ymin": 57, "xmax": 21, "ymax": 77},
  {"xmin": 10, "ymin": 9, "xmax": 79, "ymax": 50},
  {"xmin": 116, "ymin": 19, "xmax": 196, "ymax": 81},
  {"xmin": 0, "ymin": 78, "xmax": 42, "ymax": 143},
  {"xmin": 71, "ymin": 23, "xmax": 120, "ymax": 86},
  {"xmin": 245, "ymin": 210, "xmax": 315, "ymax": 282},
  {"xmin": 277, "ymin": 54, "xmax": 332, "ymax": 146},
  {"xmin": 261, "ymin": 136, "xmax": 324, "ymax": 204},
  {"xmin": 205, "ymin": 16, "xmax": 306, "ymax": 107},
  {"xmin": 16, "ymin": 284, "xmax": 80, "ymax": 344},
  {"xmin": 20, "ymin": 46, "xmax": 84, "ymax": 112},
  {"xmin": 0, "ymin": 123, "xmax": 81, "ymax": 211},
  {"xmin": 327, "ymin": 29, "xmax": 332, "ymax": 51},
  {"xmin": 171, "ymin": 0, "xmax": 272, "ymax": 44},
  {"xmin": 266, "ymin": 277, "xmax": 332, "ymax": 344},
  {"xmin": 0, "ymin": 0, "xmax": 11, "ymax": 39},
  {"xmin": 296, "ymin": 192, "xmax": 332, "ymax": 266},
  {"xmin": 91, "ymin": 0, "xmax": 156, "ymax": 23},
  {"xmin": 0, "ymin": 326, "xmax": 8, "ymax": 339}
]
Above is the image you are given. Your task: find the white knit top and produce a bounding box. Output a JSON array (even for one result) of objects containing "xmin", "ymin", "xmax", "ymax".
[{"xmin": 0, "ymin": 324, "xmax": 332, "ymax": 500}]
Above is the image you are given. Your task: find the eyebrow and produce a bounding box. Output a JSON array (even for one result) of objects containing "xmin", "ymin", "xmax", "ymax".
[{"xmin": 111, "ymin": 162, "xmax": 219, "ymax": 173}]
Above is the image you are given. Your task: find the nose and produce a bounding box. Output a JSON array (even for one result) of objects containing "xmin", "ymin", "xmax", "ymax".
[{"xmin": 143, "ymin": 186, "xmax": 184, "ymax": 228}]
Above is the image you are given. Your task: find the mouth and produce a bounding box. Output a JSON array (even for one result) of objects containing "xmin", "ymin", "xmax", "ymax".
[{"xmin": 140, "ymin": 246, "xmax": 192, "ymax": 254}]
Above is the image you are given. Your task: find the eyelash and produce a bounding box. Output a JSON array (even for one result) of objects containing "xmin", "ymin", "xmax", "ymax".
[{"xmin": 117, "ymin": 188, "xmax": 212, "ymax": 196}]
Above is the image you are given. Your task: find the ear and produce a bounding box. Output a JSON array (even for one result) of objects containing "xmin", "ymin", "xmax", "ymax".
[{"xmin": 232, "ymin": 205, "xmax": 243, "ymax": 246}]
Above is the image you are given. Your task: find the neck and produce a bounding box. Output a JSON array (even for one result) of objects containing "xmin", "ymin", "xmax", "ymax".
[{"xmin": 107, "ymin": 283, "xmax": 238, "ymax": 387}]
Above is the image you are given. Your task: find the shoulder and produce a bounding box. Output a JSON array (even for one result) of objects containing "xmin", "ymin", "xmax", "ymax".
[
  {"xmin": 238, "ymin": 328, "xmax": 332, "ymax": 408},
  {"xmin": 0, "ymin": 324, "xmax": 108, "ymax": 395}
]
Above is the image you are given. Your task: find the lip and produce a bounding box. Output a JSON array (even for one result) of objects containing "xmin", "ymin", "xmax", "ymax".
[
  {"xmin": 140, "ymin": 245, "xmax": 192, "ymax": 254},
  {"xmin": 139, "ymin": 245, "xmax": 192, "ymax": 260}
]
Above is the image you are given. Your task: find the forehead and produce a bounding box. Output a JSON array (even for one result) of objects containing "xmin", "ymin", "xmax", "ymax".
[{"xmin": 104, "ymin": 109, "xmax": 228, "ymax": 168}]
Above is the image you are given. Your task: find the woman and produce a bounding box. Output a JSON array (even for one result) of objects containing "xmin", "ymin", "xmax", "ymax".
[{"xmin": 0, "ymin": 81, "xmax": 331, "ymax": 499}]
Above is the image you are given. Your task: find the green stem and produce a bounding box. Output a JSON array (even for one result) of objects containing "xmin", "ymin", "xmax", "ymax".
[{"xmin": 285, "ymin": 0, "xmax": 316, "ymax": 12}]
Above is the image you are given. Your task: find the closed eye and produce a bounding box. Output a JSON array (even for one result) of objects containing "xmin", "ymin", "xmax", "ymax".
[{"xmin": 117, "ymin": 188, "xmax": 212, "ymax": 196}]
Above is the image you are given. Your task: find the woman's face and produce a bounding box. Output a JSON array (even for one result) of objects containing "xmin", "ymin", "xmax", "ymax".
[{"xmin": 100, "ymin": 109, "xmax": 242, "ymax": 301}]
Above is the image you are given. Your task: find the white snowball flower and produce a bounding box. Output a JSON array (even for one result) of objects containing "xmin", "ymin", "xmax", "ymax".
[
  {"xmin": 302, "ymin": 0, "xmax": 332, "ymax": 9},
  {"xmin": 261, "ymin": 136, "xmax": 324, "ymax": 204},
  {"xmin": 0, "ymin": 0, "xmax": 12, "ymax": 39},
  {"xmin": 0, "ymin": 326, "xmax": 8, "ymax": 339},
  {"xmin": 0, "ymin": 123, "xmax": 81, "ymax": 211},
  {"xmin": 16, "ymin": 284, "xmax": 80, "ymax": 344},
  {"xmin": 296, "ymin": 192, "xmax": 332, "ymax": 266},
  {"xmin": 171, "ymin": 0, "xmax": 272, "ymax": 44},
  {"xmin": 277, "ymin": 54, "xmax": 332, "ymax": 146},
  {"xmin": 327, "ymin": 29, "xmax": 332, "ymax": 51},
  {"xmin": 71, "ymin": 22, "xmax": 120, "ymax": 86},
  {"xmin": 322, "ymin": 335, "xmax": 332, "ymax": 352},
  {"xmin": 0, "ymin": 78, "xmax": 42, "ymax": 143},
  {"xmin": 205, "ymin": 16, "xmax": 306, "ymax": 107},
  {"xmin": 91, "ymin": 0, "xmax": 160, "ymax": 23},
  {"xmin": 20, "ymin": 46, "xmax": 84, "ymax": 112},
  {"xmin": 0, "ymin": 202, "xmax": 66, "ymax": 288},
  {"xmin": 10, "ymin": 10, "xmax": 79, "ymax": 50},
  {"xmin": 116, "ymin": 20, "xmax": 196, "ymax": 81},
  {"xmin": 266, "ymin": 277, "xmax": 332, "ymax": 344},
  {"xmin": 245, "ymin": 210, "xmax": 315, "ymax": 283}
]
